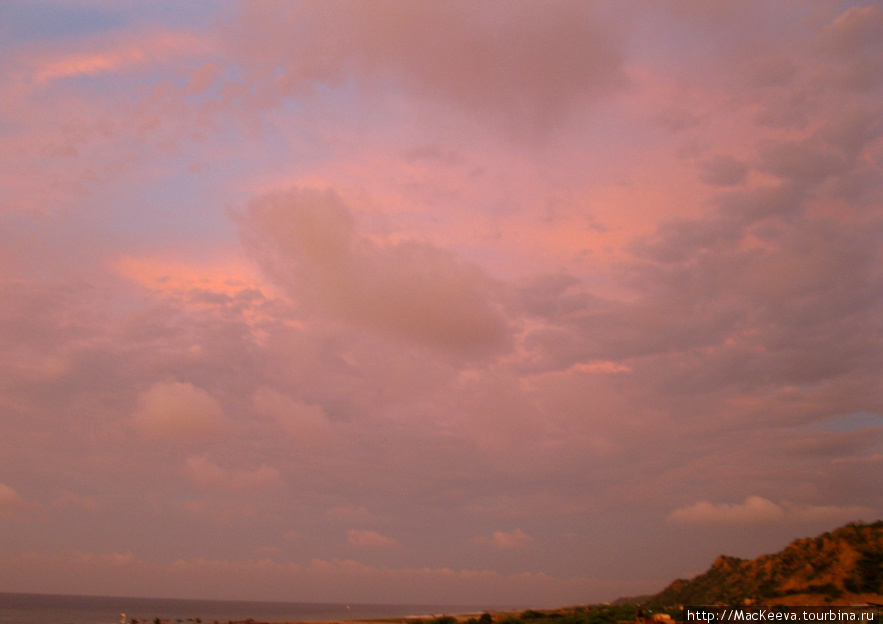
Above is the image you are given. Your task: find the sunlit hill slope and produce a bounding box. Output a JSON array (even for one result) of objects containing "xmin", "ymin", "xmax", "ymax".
[{"xmin": 646, "ymin": 521, "xmax": 883, "ymax": 606}]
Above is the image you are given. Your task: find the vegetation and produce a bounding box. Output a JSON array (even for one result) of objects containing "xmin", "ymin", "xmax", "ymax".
[
  {"xmin": 646, "ymin": 521, "xmax": 883, "ymax": 606},
  {"xmin": 461, "ymin": 604, "xmax": 640, "ymax": 624}
]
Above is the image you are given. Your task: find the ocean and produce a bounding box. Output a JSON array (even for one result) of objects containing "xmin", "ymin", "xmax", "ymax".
[{"xmin": 0, "ymin": 593, "xmax": 496, "ymax": 624}]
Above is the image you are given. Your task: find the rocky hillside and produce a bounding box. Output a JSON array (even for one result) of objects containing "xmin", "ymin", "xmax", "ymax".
[{"xmin": 648, "ymin": 521, "xmax": 883, "ymax": 605}]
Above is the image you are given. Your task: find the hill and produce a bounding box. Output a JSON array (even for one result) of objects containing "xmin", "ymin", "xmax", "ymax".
[{"xmin": 646, "ymin": 520, "xmax": 883, "ymax": 606}]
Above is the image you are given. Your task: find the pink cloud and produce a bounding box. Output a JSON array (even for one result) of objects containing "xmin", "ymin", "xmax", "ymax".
[
  {"xmin": 818, "ymin": 5, "xmax": 883, "ymax": 56},
  {"xmin": 490, "ymin": 528, "xmax": 534, "ymax": 550},
  {"xmin": 53, "ymin": 492, "xmax": 100, "ymax": 511},
  {"xmin": 0, "ymin": 483, "xmax": 26, "ymax": 516},
  {"xmin": 131, "ymin": 381, "xmax": 228, "ymax": 441},
  {"xmin": 668, "ymin": 496, "xmax": 875, "ymax": 525},
  {"xmin": 29, "ymin": 30, "xmax": 213, "ymax": 84},
  {"xmin": 668, "ymin": 496, "xmax": 786, "ymax": 524},
  {"xmin": 347, "ymin": 529, "xmax": 400, "ymax": 549},
  {"xmin": 228, "ymin": 1, "xmax": 627, "ymax": 137},
  {"xmin": 252, "ymin": 386, "xmax": 335, "ymax": 443},
  {"xmin": 111, "ymin": 253, "xmax": 265, "ymax": 299},
  {"xmin": 184, "ymin": 455, "xmax": 282, "ymax": 491},
  {"xmin": 698, "ymin": 154, "xmax": 750, "ymax": 187},
  {"xmin": 326, "ymin": 506, "xmax": 373, "ymax": 521},
  {"xmin": 239, "ymin": 187, "xmax": 509, "ymax": 353}
]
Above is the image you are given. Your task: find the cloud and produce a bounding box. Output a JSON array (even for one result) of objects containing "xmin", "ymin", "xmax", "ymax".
[
  {"xmin": 347, "ymin": 529, "xmax": 400, "ymax": 549},
  {"xmin": 818, "ymin": 5, "xmax": 883, "ymax": 56},
  {"xmin": 571, "ymin": 360, "xmax": 631, "ymax": 374},
  {"xmin": 53, "ymin": 492, "xmax": 99, "ymax": 511},
  {"xmin": 784, "ymin": 502, "xmax": 877, "ymax": 524},
  {"xmin": 131, "ymin": 381, "xmax": 228, "ymax": 441},
  {"xmin": 475, "ymin": 528, "xmax": 534, "ymax": 549},
  {"xmin": 0, "ymin": 483, "xmax": 26, "ymax": 516},
  {"xmin": 30, "ymin": 30, "xmax": 212, "ymax": 83},
  {"xmin": 668, "ymin": 497, "xmax": 786, "ymax": 524},
  {"xmin": 184, "ymin": 454, "xmax": 282, "ymax": 491},
  {"xmin": 239, "ymin": 187, "xmax": 508, "ymax": 354},
  {"xmin": 533, "ymin": 104, "xmax": 883, "ymax": 386},
  {"xmin": 252, "ymin": 386, "xmax": 334, "ymax": 443},
  {"xmin": 668, "ymin": 496, "xmax": 874, "ymax": 525},
  {"xmin": 112, "ymin": 252, "xmax": 263, "ymax": 299},
  {"xmin": 814, "ymin": 6, "xmax": 883, "ymax": 92},
  {"xmin": 227, "ymin": 1, "xmax": 627, "ymax": 137},
  {"xmin": 326, "ymin": 506, "xmax": 372, "ymax": 521},
  {"xmin": 0, "ymin": 483, "xmax": 43, "ymax": 519},
  {"xmin": 698, "ymin": 154, "xmax": 749, "ymax": 187}
]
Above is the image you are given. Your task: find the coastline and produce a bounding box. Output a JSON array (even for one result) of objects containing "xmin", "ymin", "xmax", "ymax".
[
  {"xmin": 0, "ymin": 593, "xmax": 516, "ymax": 624},
  {"xmin": 220, "ymin": 611, "xmax": 522, "ymax": 624}
]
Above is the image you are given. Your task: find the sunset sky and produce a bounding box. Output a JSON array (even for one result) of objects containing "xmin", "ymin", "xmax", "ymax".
[{"xmin": 1, "ymin": 0, "xmax": 882, "ymax": 607}]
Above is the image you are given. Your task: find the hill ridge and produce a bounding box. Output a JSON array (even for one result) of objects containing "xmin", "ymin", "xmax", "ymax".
[{"xmin": 645, "ymin": 520, "xmax": 883, "ymax": 606}]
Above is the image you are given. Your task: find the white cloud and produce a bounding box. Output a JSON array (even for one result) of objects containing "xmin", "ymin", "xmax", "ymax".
[
  {"xmin": 131, "ymin": 381, "xmax": 228, "ymax": 441},
  {"xmin": 668, "ymin": 496, "xmax": 786, "ymax": 524},
  {"xmin": 347, "ymin": 529, "xmax": 400, "ymax": 549},
  {"xmin": 668, "ymin": 496, "xmax": 874, "ymax": 525}
]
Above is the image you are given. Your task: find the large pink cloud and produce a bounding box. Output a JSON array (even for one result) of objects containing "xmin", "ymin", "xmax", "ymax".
[{"xmin": 239, "ymin": 187, "xmax": 509, "ymax": 354}]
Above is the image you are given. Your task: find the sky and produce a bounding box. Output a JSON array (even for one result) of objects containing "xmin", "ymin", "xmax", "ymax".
[{"xmin": 1, "ymin": 0, "xmax": 882, "ymax": 608}]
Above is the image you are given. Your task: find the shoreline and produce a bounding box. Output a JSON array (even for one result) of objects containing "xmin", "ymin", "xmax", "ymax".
[{"xmin": 220, "ymin": 609, "xmax": 527, "ymax": 624}]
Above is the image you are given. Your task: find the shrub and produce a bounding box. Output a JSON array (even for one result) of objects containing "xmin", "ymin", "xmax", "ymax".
[{"xmin": 521, "ymin": 611, "xmax": 544, "ymax": 620}]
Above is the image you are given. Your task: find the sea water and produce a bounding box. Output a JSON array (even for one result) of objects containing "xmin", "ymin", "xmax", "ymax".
[{"xmin": 0, "ymin": 593, "xmax": 495, "ymax": 624}]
